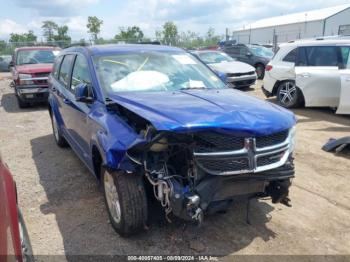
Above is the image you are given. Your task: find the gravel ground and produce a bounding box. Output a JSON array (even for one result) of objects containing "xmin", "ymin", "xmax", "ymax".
[{"xmin": 0, "ymin": 73, "xmax": 350, "ymax": 260}]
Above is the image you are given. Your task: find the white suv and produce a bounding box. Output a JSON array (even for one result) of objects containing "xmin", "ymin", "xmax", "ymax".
[{"xmin": 262, "ymin": 39, "xmax": 350, "ymax": 114}]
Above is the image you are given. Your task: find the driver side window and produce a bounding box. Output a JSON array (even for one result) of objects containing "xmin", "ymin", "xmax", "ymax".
[{"xmin": 71, "ymin": 55, "xmax": 91, "ymax": 91}]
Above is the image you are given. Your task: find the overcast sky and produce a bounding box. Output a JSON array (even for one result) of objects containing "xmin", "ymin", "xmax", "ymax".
[{"xmin": 0, "ymin": 0, "xmax": 349, "ymax": 40}]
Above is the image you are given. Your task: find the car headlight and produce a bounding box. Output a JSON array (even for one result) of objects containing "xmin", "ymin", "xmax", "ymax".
[
  {"xmin": 18, "ymin": 73, "xmax": 34, "ymax": 85},
  {"xmin": 288, "ymin": 125, "xmax": 296, "ymax": 153}
]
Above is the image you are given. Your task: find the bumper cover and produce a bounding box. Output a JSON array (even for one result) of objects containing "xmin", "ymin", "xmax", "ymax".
[
  {"xmin": 15, "ymin": 85, "xmax": 49, "ymax": 102},
  {"xmin": 227, "ymin": 75, "xmax": 257, "ymax": 88}
]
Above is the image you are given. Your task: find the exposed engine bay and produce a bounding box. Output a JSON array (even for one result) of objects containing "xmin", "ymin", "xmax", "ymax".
[{"xmin": 125, "ymin": 122, "xmax": 295, "ymax": 225}]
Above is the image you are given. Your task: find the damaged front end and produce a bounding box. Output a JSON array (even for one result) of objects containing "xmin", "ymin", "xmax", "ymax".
[{"xmin": 123, "ymin": 124, "xmax": 296, "ymax": 224}]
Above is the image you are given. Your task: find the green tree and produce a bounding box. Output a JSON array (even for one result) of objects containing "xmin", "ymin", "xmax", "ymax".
[
  {"xmin": 9, "ymin": 31, "xmax": 37, "ymax": 43},
  {"xmin": 115, "ymin": 26, "xmax": 144, "ymax": 43},
  {"xmin": 53, "ymin": 25, "xmax": 71, "ymax": 44},
  {"xmin": 42, "ymin": 21, "xmax": 58, "ymax": 42},
  {"xmin": 87, "ymin": 16, "xmax": 103, "ymax": 41},
  {"xmin": 162, "ymin": 21, "xmax": 178, "ymax": 46}
]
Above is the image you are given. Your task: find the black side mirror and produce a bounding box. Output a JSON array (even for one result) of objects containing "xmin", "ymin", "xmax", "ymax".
[
  {"xmin": 74, "ymin": 83, "xmax": 94, "ymax": 103},
  {"xmin": 9, "ymin": 61, "xmax": 14, "ymax": 67}
]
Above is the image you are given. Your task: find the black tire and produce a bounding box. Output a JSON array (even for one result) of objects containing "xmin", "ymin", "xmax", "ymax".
[
  {"xmin": 255, "ymin": 64, "xmax": 265, "ymax": 79},
  {"xmin": 17, "ymin": 96, "xmax": 30, "ymax": 108},
  {"xmin": 102, "ymin": 169, "xmax": 148, "ymax": 236},
  {"xmin": 276, "ymin": 80, "xmax": 302, "ymax": 108},
  {"xmin": 18, "ymin": 210, "xmax": 34, "ymax": 262},
  {"xmin": 50, "ymin": 110, "xmax": 68, "ymax": 147}
]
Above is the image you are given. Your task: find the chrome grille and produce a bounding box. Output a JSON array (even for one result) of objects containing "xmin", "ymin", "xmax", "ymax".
[
  {"xmin": 194, "ymin": 130, "xmax": 291, "ymax": 175},
  {"xmin": 227, "ymin": 71, "xmax": 255, "ymax": 77},
  {"xmin": 194, "ymin": 132, "xmax": 244, "ymax": 153}
]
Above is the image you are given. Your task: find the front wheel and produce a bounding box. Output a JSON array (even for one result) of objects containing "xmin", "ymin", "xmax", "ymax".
[
  {"xmin": 102, "ymin": 169, "xmax": 148, "ymax": 237},
  {"xmin": 276, "ymin": 81, "xmax": 302, "ymax": 108}
]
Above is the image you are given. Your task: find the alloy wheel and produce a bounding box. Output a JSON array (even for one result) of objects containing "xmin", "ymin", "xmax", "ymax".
[
  {"xmin": 278, "ymin": 81, "xmax": 297, "ymax": 107},
  {"xmin": 104, "ymin": 171, "xmax": 121, "ymax": 223}
]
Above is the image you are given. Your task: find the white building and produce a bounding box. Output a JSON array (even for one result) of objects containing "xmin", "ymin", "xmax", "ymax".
[{"xmin": 231, "ymin": 4, "xmax": 350, "ymax": 45}]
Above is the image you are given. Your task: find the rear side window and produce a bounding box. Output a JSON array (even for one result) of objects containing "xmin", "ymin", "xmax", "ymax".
[
  {"xmin": 59, "ymin": 54, "xmax": 75, "ymax": 87},
  {"xmin": 224, "ymin": 46, "xmax": 240, "ymax": 56},
  {"xmin": 71, "ymin": 55, "xmax": 91, "ymax": 90},
  {"xmin": 306, "ymin": 46, "xmax": 338, "ymax": 66},
  {"xmin": 52, "ymin": 56, "xmax": 63, "ymax": 79},
  {"xmin": 339, "ymin": 47, "xmax": 350, "ymax": 69},
  {"xmin": 282, "ymin": 48, "xmax": 297, "ymax": 63},
  {"xmin": 296, "ymin": 47, "xmax": 308, "ymax": 66}
]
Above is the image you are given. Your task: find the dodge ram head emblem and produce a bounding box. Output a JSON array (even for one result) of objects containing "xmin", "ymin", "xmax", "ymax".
[{"xmin": 244, "ymin": 138, "xmax": 256, "ymax": 170}]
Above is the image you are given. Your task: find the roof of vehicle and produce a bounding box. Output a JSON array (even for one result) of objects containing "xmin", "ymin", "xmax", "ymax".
[
  {"xmin": 14, "ymin": 46, "xmax": 60, "ymax": 52},
  {"xmin": 64, "ymin": 44, "xmax": 183, "ymax": 56},
  {"xmin": 191, "ymin": 50, "xmax": 223, "ymax": 54},
  {"xmin": 279, "ymin": 38, "xmax": 350, "ymax": 48}
]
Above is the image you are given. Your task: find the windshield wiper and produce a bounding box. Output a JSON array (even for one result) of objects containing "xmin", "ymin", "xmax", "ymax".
[{"xmin": 180, "ymin": 87, "xmax": 206, "ymax": 90}]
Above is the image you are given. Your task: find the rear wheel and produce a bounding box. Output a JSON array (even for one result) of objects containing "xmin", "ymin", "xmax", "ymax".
[
  {"xmin": 102, "ymin": 169, "xmax": 148, "ymax": 236},
  {"xmin": 277, "ymin": 81, "xmax": 301, "ymax": 108},
  {"xmin": 50, "ymin": 110, "xmax": 68, "ymax": 147}
]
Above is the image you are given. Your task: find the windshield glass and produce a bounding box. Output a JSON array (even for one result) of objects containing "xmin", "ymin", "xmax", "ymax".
[
  {"xmin": 248, "ymin": 45, "xmax": 274, "ymax": 58},
  {"xmin": 197, "ymin": 52, "xmax": 234, "ymax": 64},
  {"xmin": 93, "ymin": 51, "xmax": 225, "ymax": 94},
  {"xmin": 16, "ymin": 49, "xmax": 58, "ymax": 65}
]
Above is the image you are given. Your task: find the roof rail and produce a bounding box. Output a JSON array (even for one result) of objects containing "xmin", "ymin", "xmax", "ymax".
[{"xmin": 64, "ymin": 42, "xmax": 91, "ymax": 49}]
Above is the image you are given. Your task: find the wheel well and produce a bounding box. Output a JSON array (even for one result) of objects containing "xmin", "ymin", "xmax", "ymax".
[{"xmin": 92, "ymin": 146, "xmax": 103, "ymax": 180}]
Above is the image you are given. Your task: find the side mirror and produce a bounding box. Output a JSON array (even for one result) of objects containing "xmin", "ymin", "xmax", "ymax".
[
  {"xmin": 74, "ymin": 83, "xmax": 94, "ymax": 103},
  {"xmin": 9, "ymin": 61, "xmax": 14, "ymax": 67},
  {"xmin": 246, "ymin": 52, "xmax": 252, "ymax": 57}
]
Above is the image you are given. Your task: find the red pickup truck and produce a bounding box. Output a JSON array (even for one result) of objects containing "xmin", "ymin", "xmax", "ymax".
[{"xmin": 10, "ymin": 46, "xmax": 60, "ymax": 108}]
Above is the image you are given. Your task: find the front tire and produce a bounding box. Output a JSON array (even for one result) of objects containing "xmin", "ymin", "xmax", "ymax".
[
  {"xmin": 102, "ymin": 169, "xmax": 148, "ymax": 237},
  {"xmin": 50, "ymin": 110, "xmax": 68, "ymax": 147},
  {"xmin": 277, "ymin": 81, "xmax": 302, "ymax": 108}
]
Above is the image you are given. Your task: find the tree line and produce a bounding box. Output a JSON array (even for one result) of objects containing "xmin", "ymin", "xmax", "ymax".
[{"xmin": 5, "ymin": 16, "xmax": 222, "ymax": 49}]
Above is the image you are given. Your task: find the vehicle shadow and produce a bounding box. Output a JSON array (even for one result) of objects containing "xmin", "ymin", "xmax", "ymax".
[
  {"xmin": 0, "ymin": 93, "xmax": 47, "ymax": 113},
  {"xmin": 31, "ymin": 134, "xmax": 277, "ymax": 257}
]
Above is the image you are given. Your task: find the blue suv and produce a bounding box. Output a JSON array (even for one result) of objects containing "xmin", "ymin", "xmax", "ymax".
[{"xmin": 48, "ymin": 44, "xmax": 296, "ymax": 236}]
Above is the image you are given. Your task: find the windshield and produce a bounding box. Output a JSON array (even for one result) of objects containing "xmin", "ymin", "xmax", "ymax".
[
  {"xmin": 248, "ymin": 45, "xmax": 274, "ymax": 58},
  {"xmin": 16, "ymin": 49, "xmax": 58, "ymax": 65},
  {"xmin": 197, "ymin": 52, "xmax": 234, "ymax": 64},
  {"xmin": 93, "ymin": 51, "xmax": 225, "ymax": 94}
]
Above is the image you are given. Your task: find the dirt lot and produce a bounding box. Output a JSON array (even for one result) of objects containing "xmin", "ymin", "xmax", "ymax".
[{"xmin": 0, "ymin": 72, "xmax": 350, "ymax": 260}]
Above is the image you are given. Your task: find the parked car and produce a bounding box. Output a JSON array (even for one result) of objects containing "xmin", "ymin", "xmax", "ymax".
[
  {"xmin": 0, "ymin": 55, "xmax": 12, "ymax": 72},
  {"xmin": 48, "ymin": 44, "xmax": 296, "ymax": 236},
  {"xmin": 0, "ymin": 155, "xmax": 33, "ymax": 261},
  {"xmin": 262, "ymin": 39, "xmax": 350, "ymax": 114},
  {"xmin": 221, "ymin": 43, "xmax": 274, "ymax": 79},
  {"xmin": 10, "ymin": 46, "xmax": 60, "ymax": 108},
  {"xmin": 191, "ymin": 50, "xmax": 257, "ymax": 89}
]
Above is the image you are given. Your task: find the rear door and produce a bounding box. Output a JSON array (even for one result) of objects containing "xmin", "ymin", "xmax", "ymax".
[
  {"xmin": 337, "ymin": 46, "xmax": 350, "ymax": 114},
  {"xmin": 295, "ymin": 45, "xmax": 341, "ymax": 107}
]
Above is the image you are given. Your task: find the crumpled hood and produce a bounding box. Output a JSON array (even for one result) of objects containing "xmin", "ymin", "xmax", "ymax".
[
  {"xmin": 15, "ymin": 63, "xmax": 53, "ymax": 74},
  {"xmin": 108, "ymin": 89, "xmax": 296, "ymax": 136},
  {"xmin": 209, "ymin": 61, "xmax": 256, "ymax": 74}
]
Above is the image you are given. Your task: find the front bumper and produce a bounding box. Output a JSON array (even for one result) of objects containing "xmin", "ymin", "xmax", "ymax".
[
  {"xmin": 227, "ymin": 74, "xmax": 257, "ymax": 88},
  {"xmin": 170, "ymin": 160, "xmax": 294, "ymax": 221},
  {"xmin": 15, "ymin": 85, "xmax": 49, "ymax": 103}
]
